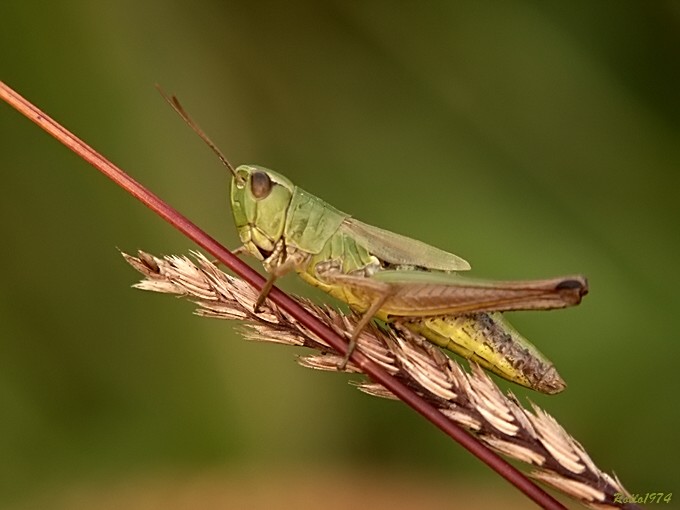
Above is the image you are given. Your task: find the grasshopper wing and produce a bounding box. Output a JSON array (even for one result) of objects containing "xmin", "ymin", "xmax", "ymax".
[
  {"xmin": 324, "ymin": 269, "xmax": 588, "ymax": 317},
  {"xmin": 340, "ymin": 218, "xmax": 471, "ymax": 271},
  {"xmin": 374, "ymin": 270, "xmax": 588, "ymax": 316}
]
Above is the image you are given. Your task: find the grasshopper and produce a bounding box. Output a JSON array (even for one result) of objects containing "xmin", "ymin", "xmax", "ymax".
[{"xmin": 161, "ymin": 91, "xmax": 587, "ymax": 394}]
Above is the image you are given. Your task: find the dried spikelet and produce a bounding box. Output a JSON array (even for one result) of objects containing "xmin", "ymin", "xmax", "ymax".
[{"xmin": 123, "ymin": 251, "xmax": 641, "ymax": 510}]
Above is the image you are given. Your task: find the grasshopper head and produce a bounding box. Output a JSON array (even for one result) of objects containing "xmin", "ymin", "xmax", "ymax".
[
  {"xmin": 230, "ymin": 165, "xmax": 295, "ymax": 261},
  {"xmin": 153, "ymin": 91, "xmax": 295, "ymax": 262}
]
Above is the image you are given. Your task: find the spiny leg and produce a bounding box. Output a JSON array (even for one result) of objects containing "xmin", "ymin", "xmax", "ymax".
[
  {"xmin": 337, "ymin": 292, "xmax": 389, "ymax": 370},
  {"xmin": 313, "ymin": 267, "xmax": 394, "ymax": 370},
  {"xmin": 254, "ymin": 271, "xmax": 279, "ymax": 311},
  {"xmin": 206, "ymin": 244, "xmax": 274, "ymax": 303},
  {"xmin": 254, "ymin": 254, "xmax": 304, "ymax": 312},
  {"xmin": 209, "ymin": 245, "xmax": 280, "ymax": 302}
]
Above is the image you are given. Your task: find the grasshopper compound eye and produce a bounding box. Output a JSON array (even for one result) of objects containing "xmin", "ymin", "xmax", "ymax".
[{"xmin": 251, "ymin": 171, "xmax": 273, "ymax": 199}]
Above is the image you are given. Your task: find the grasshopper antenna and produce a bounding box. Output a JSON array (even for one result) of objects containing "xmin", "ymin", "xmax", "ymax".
[{"xmin": 155, "ymin": 85, "xmax": 244, "ymax": 185}]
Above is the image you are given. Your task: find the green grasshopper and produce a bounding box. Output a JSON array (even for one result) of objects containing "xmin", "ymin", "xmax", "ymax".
[{"xmin": 161, "ymin": 92, "xmax": 587, "ymax": 394}]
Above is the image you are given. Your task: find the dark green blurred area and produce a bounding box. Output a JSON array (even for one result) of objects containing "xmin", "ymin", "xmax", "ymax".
[{"xmin": 1, "ymin": 1, "xmax": 679, "ymax": 508}]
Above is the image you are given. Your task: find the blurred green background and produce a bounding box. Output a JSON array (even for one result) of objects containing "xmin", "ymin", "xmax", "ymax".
[{"xmin": 1, "ymin": 2, "xmax": 679, "ymax": 509}]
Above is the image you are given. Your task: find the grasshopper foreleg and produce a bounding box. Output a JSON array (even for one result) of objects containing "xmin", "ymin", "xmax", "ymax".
[
  {"xmin": 254, "ymin": 259, "xmax": 295, "ymax": 311},
  {"xmin": 254, "ymin": 249, "xmax": 308, "ymax": 312}
]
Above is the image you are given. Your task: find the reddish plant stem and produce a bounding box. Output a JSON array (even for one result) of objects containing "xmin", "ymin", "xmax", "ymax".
[{"xmin": 0, "ymin": 80, "xmax": 566, "ymax": 510}]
